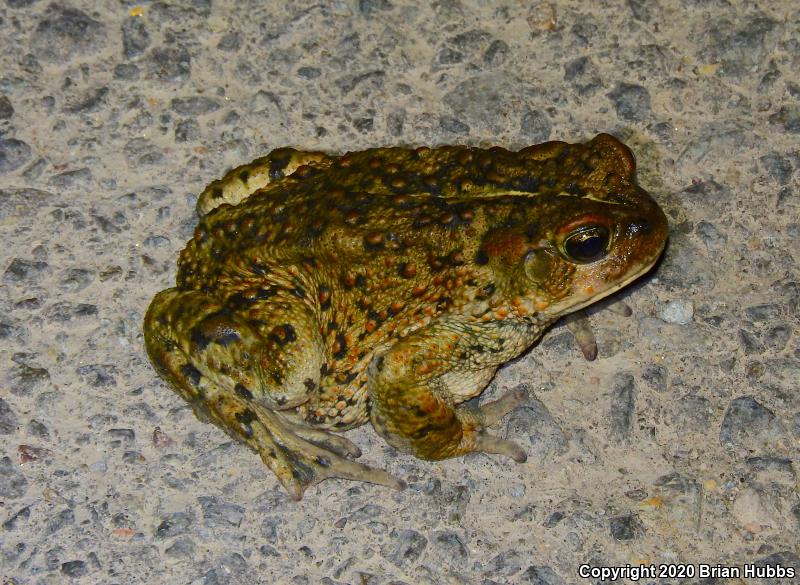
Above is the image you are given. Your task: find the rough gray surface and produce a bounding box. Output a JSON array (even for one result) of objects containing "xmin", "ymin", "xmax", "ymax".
[{"xmin": 1, "ymin": 1, "xmax": 798, "ymax": 584}]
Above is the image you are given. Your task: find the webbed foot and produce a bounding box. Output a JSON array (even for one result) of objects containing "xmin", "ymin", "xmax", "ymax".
[{"xmin": 247, "ymin": 405, "xmax": 405, "ymax": 500}]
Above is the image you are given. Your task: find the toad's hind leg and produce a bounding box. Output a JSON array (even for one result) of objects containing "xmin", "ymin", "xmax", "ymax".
[
  {"xmin": 196, "ymin": 148, "xmax": 334, "ymax": 216},
  {"xmin": 144, "ymin": 288, "xmax": 403, "ymax": 499},
  {"xmin": 368, "ymin": 319, "xmax": 531, "ymax": 462}
]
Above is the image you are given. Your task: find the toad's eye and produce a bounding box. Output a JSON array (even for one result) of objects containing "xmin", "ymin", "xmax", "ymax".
[{"xmin": 563, "ymin": 225, "xmax": 610, "ymax": 263}]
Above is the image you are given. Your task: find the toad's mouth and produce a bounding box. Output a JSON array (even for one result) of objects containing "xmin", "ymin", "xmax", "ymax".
[{"xmin": 549, "ymin": 254, "xmax": 664, "ymax": 317}]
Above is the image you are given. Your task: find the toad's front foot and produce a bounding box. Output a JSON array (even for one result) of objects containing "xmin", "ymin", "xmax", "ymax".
[{"xmin": 469, "ymin": 385, "xmax": 530, "ymax": 463}]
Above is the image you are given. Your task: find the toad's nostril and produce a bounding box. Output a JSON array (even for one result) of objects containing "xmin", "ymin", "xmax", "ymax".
[{"xmin": 626, "ymin": 218, "xmax": 651, "ymax": 237}]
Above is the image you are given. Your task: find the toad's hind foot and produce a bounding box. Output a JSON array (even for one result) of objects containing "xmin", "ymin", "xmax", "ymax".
[{"xmin": 236, "ymin": 402, "xmax": 404, "ymax": 500}]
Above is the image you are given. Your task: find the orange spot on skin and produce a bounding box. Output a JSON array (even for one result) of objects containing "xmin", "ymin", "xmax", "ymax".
[
  {"xmin": 535, "ymin": 299, "xmax": 550, "ymax": 311},
  {"xmin": 482, "ymin": 228, "xmax": 529, "ymax": 266}
]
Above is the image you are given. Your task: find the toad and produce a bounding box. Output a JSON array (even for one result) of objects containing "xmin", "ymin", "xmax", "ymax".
[{"xmin": 144, "ymin": 134, "xmax": 668, "ymax": 499}]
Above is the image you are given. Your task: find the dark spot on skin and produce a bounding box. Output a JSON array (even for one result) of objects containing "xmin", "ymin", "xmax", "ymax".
[
  {"xmin": 474, "ymin": 249, "xmax": 489, "ymax": 265},
  {"xmin": 448, "ymin": 250, "xmax": 465, "ymax": 265},
  {"xmin": 398, "ymin": 262, "xmax": 416, "ymax": 278},
  {"xmin": 327, "ymin": 321, "xmax": 338, "ymax": 331},
  {"xmin": 307, "ymin": 220, "xmax": 326, "ymax": 237},
  {"xmin": 334, "ymin": 420, "xmax": 349, "ymax": 428},
  {"xmin": 363, "ymin": 231, "xmax": 384, "ymax": 251},
  {"xmin": 235, "ymin": 383, "xmax": 253, "ymax": 400},
  {"xmin": 212, "ymin": 186, "xmax": 223, "ymax": 199},
  {"xmin": 512, "ymin": 175, "xmax": 541, "ymax": 193},
  {"xmin": 355, "ymin": 274, "xmax": 367, "ymax": 288},
  {"xmin": 226, "ymin": 287, "xmax": 277, "ymax": 308},
  {"xmin": 525, "ymin": 223, "xmax": 538, "ymax": 240},
  {"xmin": 469, "ymin": 344, "xmax": 486, "ymax": 353},
  {"xmin": 413, "ymin": 214, "xmax": 433, "ymax": 228},
  {"xmin": 333, "ymin": 333, "xmax": 347, "ymax": 359},
  {"xmin": 269, "ymin": 323, "xmax": 297, "ymax": 346},
  {"xmin": 250, "ymin": 260, "xmax": 270, "ymax": 276},
  {"xmin": 555, "ymin": 145, "xmax": 571, "ymax": 166},
  {"xmin": 271, "ymin": 371, "xmax": 284, "ymax": 385},
  {"xmin": 320, "ymin": 363, "xmax": 329, "ymax": 376},
  {"xmin": 276, "ymin": 395, "xmax": 287, "ymax": 406},
  {"xmin": 318, "ymin": 285, "xmax": 331, "ymax": 309},
  {"xmin": 374, "ymin": 356, "xmax": 385, "ymax": 371},
  {"xmin": 411, "ymin": 423, "xmax": 442, "ymax": 440},
  {"xmin": 304, "ymin": 378, "xmax": 317, "ymax": 392},
  {"xmin": 239, "ymin": 170, "xmax": 250, "ymax": 184},
  {"xmin": 436, "ymin": 297, "xmax": 452, "ymax": 312},
  {"xmin": 276, "ymin": 444, "xmax": 317, "ymax": 482},
  {"xmin": 236, "ymin": 408, "xmax": 258, "ymax": 425},
  {"xmin": 190, "ymin": 327, "xmax": 212, "ymax": 350},
  {"xmin": 269, "ymin": 151, "xmax": 292, "ymax": 180},
  {"xmin": 315, "ymin": 456, "xmax": 331, "ymax": 468},
  {"xmin": 428, "ymin": 255, "xmax": 445, "ymax": 272},
  {"xmin": 477, "ymin": 283, "xmax": 496, "ymax": 299},
  {"xmin": 180, "ymin": 363, "xmax": 202, "ymax": 386},
  {"xmin": 291, "ymin": 287, "xmax": 306, "ymax": 299}
]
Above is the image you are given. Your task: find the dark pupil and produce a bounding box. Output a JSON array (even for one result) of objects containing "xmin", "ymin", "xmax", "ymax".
[{"xmin": 565, "ymin": 228, "xmax": 608, "ymax": 262}]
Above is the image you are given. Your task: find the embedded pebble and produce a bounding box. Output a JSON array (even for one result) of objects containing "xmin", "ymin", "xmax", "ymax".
[
  {"xmin": 0, "ymin": 457, "xmax": 27, "ymax": 498},
  {"xmin": 505, "ymin": 392, "xmax": 568, "ymax": 459},
  {"xmin": 607, "ymin": 83, "xmax": 651, "ymax": 121},
  {"xmin": 609, "ymin": 372, "xmax": 635, "ymax": 441},
  {"xmin": 0, "ymin": 398, "xmax": 18, "ymax": 434},
  {"xmin": 198, "ymin": 496, "xmax": 245, "ymax": 528},
  {"xmin": 381, "ymin": 529, "xmax": 427, "ymax": 567},
  {"xmin": 31, "ymin": 5, "xmax": 106, "ymax": 63},
  {"xmin": 609, "ymin": 513, "xmax": 643, "ymax": 540},
  {"xmin": 121, "ymin": 16, "xmax": 150, "ymax": 59},
  {"xmin": 658, "ymin": 299, "xmax": 694, "ymax": 324},
  {"xmin": 0, "ymin": 138, "xmax": 32, "ymax": 172},
  {"xmin": 147, "ymin": 46, "xmax": 192, "ymax": 82},
  {"xmin": 520, "ymin": 109, "xmax": 552, "ymax": 142},
  {"xmin": 520, "ymin": 565, "xmax": 566, "ymax": 585},
  {"xmin": 0, "ymin": 95, "xmax": 14, "ymax": 118},
  {"xmin": 720, "ymin": 396, "xmax": 787, "ymax": 455}
]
